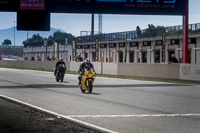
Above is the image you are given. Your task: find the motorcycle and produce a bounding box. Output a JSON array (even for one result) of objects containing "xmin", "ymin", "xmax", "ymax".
[
  {"xmin": 55, "ymin": 64, "xmax": 66, "ymax": 82},
  {"xmin": 80, "ymin": 66, "xmax": 96, "ymax": 93}
]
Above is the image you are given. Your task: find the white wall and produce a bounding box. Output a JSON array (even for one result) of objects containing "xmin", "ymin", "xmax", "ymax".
[
  {"xmin": 1, "ymin": 60, "xmax": 200, "ymax": 82},
  {"xmin": 103, "ymin": 63, "xmax": 118, "ymax": 75},
  {"xmin": 70, "ymin": 61, "xmax": 82, "ymax": 72},
  {"xmin": 92, "ymin": 62, "xmax": 102, "ymax": 74},
  {"xmin": 180, "ymin": 64, "xmax": 200, "ymax": 81}
]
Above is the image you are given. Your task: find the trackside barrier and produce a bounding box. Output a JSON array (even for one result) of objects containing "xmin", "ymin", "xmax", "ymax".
[
  {"xmin": 92, "ymin": 62, "xmax": 102, "ymax": 74},
  {"xmin": 0, "ymin": 60, "xmax": 200, "ymax": 82},
  {"xmin": 117, "ymin": 63, "xmax": 180, "ymax": 80},
  {"xmin": 103, "ymin": 63, "xmax": 118, "ymax": 75},
  {"xmin": 0, "ymin": 60, "xmax": 8, "ymax": 66},
  {"xmin": 70, "ymin": 61, "xmax": 82, "ymax": 72},
  {"xmin": 0, "ymin": 61, "xmax": 70, "ymax": 72},
  {"xmin": 180, "ymin": 64, "xmax": 200, "ymax": 81},
  {"xmin": 70, "ymin": 61, "xmax": 102, "ymax": 74}
]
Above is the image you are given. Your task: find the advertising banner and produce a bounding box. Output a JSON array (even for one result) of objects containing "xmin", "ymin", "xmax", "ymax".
[
  {"xmin": 54, "ymin": 41, "xmax": 59, "ymax": 61},
  {"xmin": 49, "ymin": 0, "xmax": 186, "ymax": 15},
  {"xmin": 96, "ymin": 38, "xmax": 99, "ymax": 61},
  {"xmin": 162, "ymin": 32, "xmax": 166, "ymax": 62},
  {"xmin": 72, "ymin": 40, "xmax": 76, "ymax": 61}
]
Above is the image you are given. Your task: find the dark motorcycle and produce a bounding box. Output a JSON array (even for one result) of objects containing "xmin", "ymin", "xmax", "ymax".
[{"xmin": 55, "ymin": 64, "xmax": 66, "ymax": 82}]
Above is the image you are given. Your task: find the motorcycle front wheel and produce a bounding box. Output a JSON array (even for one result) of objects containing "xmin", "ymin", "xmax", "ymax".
[
  {"xmin": 88, "ymin": 80, "xmax": 93, "ymax": 93},
  {"xmin": 61, "ymin": 73, "xmax": 64, "ymax": 82}
]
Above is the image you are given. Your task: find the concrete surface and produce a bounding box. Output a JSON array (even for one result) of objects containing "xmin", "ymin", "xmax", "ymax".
[{"xmin": 0, "ymin": 68, "xmax": 200, "ymax": 133}]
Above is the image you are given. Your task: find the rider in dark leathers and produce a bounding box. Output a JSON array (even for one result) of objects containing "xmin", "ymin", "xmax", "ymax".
[
  {"xmin": 78, "ymin": 58, "xmax": 94, "ymax": 85},
  {"xmin": 54, "ymin": 58, "xmax": 66, "ymax": 76}
]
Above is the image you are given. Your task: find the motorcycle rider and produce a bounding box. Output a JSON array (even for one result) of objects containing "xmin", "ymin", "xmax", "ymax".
[
  {"xmin": 54, "ymin": 58, "xmax": 66, "ymax": 76},
  {"xmin": 78, "ymin": 58, "xmax": 95, "ymax": 85}
]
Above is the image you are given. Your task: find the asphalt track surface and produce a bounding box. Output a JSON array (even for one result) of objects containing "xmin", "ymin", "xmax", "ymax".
[{"xmin": 0, "ymin": 68, "xmax": 200, "ymax": 133}]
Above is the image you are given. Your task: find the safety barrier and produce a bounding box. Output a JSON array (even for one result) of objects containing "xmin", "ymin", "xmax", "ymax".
[{"xmin": 0, "ymin": 60, "xmax": 199, "ymax": 82}]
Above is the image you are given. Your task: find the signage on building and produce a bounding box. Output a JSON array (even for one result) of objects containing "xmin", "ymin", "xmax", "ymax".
[
  {"xmin": 130, "ymin": 42, "xmax": 138, "ymax": 47},
  {"xmin": 170, "ymin": 39, "xmax": 179, "ymax": 45},
  {"xmin": 76, "ymin": 45, "xmax": 82, "ymax": 49},
  {"xmin": 156, "ymin": 40, "xmax": 162, "ymax": 46},
  {"xmin": 143, "ymin": 41, "xmax": 151, "ymax": 47},
  {"xmin": 189, "ymin": 38, "xmax": 196, "ymax": 44},
  {"xmin": 100, "ymin": 44, "xmax": 107, "ymax": 48},
  {"xmin": 109, "ymin": 43, "xmax": 116, "ymax": 48},
  {"xmin": 83, "ymin": 45, "xmax": 90, "ymax": 49},
  {"xmin": 162, "ymin": 32, "xmax": 166, "ymax": 62},
  {"xmin": 49, "ymin": 0, "xmax": 186, "ymax": 15},
  {"xmin": 20, "ymin": 0, "xmax": 45, "ymax": 10},
  {"xmin": 91, "ymin": 44, "xmax": 96, "ymax": 49},
  {"xmin": 0, "ymin": 0, "xmax": 187, "ymax": 32},
  {"xmin": 54, "ymin": 41, "xmax": 59, "ymax": 61},
  {"xmin": 95, "ymin": 38, "xmax": 99, "ymax": 61},
  {"xmin": 119, "ymin": 43, "xmax": 125, "ymax": 48},
  {"xmin": 0, "ymin": 0, "xmax": 187, "ymax": 16},
  {"xmin": 72, "ymin": 40, "xmax": 76, "ymax": 61}
]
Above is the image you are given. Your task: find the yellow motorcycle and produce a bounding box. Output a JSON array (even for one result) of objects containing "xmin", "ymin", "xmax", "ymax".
[{"xmin": 80, "ymin": 67, "xmax": 96, "ymax": 93}]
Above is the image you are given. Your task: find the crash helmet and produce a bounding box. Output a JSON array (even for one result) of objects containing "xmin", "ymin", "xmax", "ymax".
[
  {"xmin": 59, "ymin": 58, "xmax": 63, "ymax": 62},
  {"xmin": 85, "ymin": 58, "xmax": 91, "ymax": 65}
]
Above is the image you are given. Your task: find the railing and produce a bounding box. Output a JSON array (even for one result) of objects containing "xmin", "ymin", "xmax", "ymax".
[{"xmin": 77, "ymin": 23, "xmax": 200, "ymax": 43}]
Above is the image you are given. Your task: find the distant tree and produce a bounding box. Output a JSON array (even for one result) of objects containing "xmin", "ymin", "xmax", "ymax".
[
  {"xmin": 23, "ymin": 31, "xmax": 75, "ymax": 45},
  {"xmin": 43, "ymin": 37, "xmax": 48, "ymax": 41},
  {"xmin": 23, "ymin": 33, "xmax": 44, "ymax": 44},
  {"xmin": 47, "ymin": 31, "xmax": 74, "ymax": 41},
  {"xmin": 2, "ymin": 39, "xmax": 12, "ymax": 46},
  {"xmin": 47, "ymin": 35, "xmax": 54, "ymax": 41}
]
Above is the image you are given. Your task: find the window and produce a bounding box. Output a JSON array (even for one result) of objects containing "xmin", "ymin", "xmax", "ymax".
[
  {"xmin": 142, "ymin": 51, "xmax": 147, "ymax": 63},
  {"xmin": 119, "ymin": 51, "xmax": 123, "ymax": 63},
  {"xmin": 129, "ymin": 51, "xmax": 134, "ymax": 63},
  {"xmin": 154, "ymin": 51, "xmax": 160, "ymax": 63}
]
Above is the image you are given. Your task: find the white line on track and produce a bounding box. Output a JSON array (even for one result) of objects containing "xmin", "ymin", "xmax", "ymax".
[
  {"xmin": 68, "ymin": 114, "xmax": 200, "ymax": 118},
  {"xmin": 0, "ymin": 94, "xmax": 118, "ymax": 133}
]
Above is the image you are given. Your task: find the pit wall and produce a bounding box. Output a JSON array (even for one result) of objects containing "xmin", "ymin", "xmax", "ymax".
[
  {"xmin": 0, "ymin": 60, "xmax": 70, "ymax": 72},
  {"xmin": 117, "ymin": 63, "xmax": 180, "ymax": 80},
  {"xmin": 180, "ymin": 64, "xmax": 200, "ymax": 81},
  {"xmin": 0, "ymin": 60, "xmax": 199, "ymax": 82}
]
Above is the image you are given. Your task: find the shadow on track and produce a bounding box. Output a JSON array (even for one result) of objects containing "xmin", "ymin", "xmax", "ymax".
[
  {"xmin": 0, "ymin": 83, "xmax": 188, "ymax": 90},
  {"xmin": 81, "ymin": 92, "xmax": 101, "ymax": 95}
]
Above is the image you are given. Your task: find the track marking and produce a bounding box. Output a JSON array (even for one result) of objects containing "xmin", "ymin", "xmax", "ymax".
[
  {"xmin": 68, "ymin": 114, "xmax": 200, "ymax": 118},
  {"xmin": 0, "ymin": 94, "xmax": 118, "ymax": 133}
]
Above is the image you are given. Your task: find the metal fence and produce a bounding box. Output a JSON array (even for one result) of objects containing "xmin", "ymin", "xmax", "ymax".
[{"xmin": 77, "ymin": 23, "xmax": 200, "ymax": 43}]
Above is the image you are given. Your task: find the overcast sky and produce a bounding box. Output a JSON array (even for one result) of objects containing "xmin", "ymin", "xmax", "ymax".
[{"xmin": 0, "ymin": 0, "xmax": 199, "ymax": 36}]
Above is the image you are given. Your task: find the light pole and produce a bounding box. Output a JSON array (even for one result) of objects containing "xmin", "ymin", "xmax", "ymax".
[
  {"xmin": 14, "ymin": 21, "xmax": 15, "ymax": 47},
  {"xmin": 27, "ymin": 31, "xmax": 28, "ymax": 40}
]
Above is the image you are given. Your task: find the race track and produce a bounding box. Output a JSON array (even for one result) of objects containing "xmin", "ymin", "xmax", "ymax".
[{"xmin": 0, "ymin": 68, "xmax": 200, "ymax": 133}]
